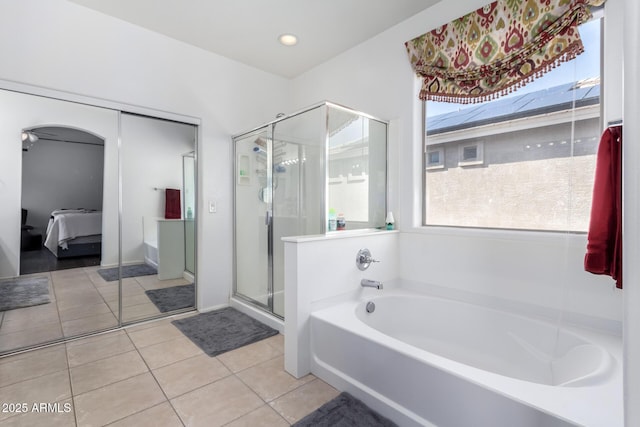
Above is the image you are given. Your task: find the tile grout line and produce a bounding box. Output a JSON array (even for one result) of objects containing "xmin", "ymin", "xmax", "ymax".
[
  {"xmin": 125, "ymin": 327, "xmax": 187, "ymax": 427},
  {"xmin": 64, "ymin": 339, "xmax": 80, "ymax": 427}
]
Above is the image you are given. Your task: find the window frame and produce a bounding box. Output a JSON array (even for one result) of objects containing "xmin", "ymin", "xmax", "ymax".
[{"xmin": 421, "ymin": 13, "xmax": 605, "ymax": 233}]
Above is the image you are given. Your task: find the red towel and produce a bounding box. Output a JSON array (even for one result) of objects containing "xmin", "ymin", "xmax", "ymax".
[
  {"xmin": 584, "ymin": 126, "xmax": 622, "ymax": 288},
  {"xmin": 165, "ymin": 188, "xmax": 181, "ymax": 219}
]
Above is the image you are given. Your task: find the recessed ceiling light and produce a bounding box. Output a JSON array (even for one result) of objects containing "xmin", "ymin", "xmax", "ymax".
[{"xmin": 278, "ymin": 34, "xmax": 298, "ymax": 46}]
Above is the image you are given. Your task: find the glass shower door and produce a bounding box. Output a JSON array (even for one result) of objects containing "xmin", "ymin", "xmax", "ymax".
[{"xmin": 234, "ymin": 127, "xmax": 272, "ymax": 309}]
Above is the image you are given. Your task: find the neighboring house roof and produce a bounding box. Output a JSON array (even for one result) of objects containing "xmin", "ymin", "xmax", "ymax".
[{"xmin": 426, "ymin": 80, "xmax": 600, "ymax": 136}]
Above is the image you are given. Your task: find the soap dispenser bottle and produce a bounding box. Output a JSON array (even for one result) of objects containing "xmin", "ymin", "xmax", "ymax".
[{"xmin": 328, "ymin": 208, "xmax": 337, "ymax": 231}]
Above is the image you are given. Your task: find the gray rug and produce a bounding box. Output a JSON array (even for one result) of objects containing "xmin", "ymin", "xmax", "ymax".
[
  {"xmin": 145, "ymin": 283, "xmax": 195, "ymax": 312},
  {"xmin": 0, "ymin": 276, "xmax": 51, "ymax": 312},
  {"xmin": 172, "ymin": 307, "xmax": 278, "ymax": 357},
  {"xmin": 293, "ymin": 392, "xmax": 397, "ymax": 427},
  {"xmin": 97, "ymin": 264, "xmax": 157, "ymax": 282}
]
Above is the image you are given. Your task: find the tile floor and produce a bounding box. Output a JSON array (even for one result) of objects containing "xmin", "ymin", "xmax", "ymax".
[
  {"xmin": 0, "ymin": 266, "xmax": 193, "ymax": 353},
  {"xmin": 0, "ymin": 313, "xmax": 339, "ymax": 426}
]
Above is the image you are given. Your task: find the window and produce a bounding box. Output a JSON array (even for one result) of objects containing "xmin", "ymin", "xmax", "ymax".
[
  {"xmin": 458, "ymin": 142, "xmax": 483, "ymax": 167},
  {"xmin": 426, "ymin": 146, "xmax": 444, "ymax": 170},
  {"xmin": 423, "ymin": 17, "xmax": 602, "ymax": 232}
]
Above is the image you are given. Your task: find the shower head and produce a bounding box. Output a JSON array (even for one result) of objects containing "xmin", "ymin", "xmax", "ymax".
[{"xmin": 253, "ymin": 146, "xmax": 266, "ymax": 156}]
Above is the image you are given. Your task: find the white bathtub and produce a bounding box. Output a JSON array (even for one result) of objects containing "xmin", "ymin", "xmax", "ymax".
[{"xmin": 309, "ymin": 289, "xmax": 622, "ymax": 427}]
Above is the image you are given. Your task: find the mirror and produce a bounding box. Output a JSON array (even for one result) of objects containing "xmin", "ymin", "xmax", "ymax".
[
  {"xmin": 0, "ymin": 90, "xmax": 197, "ymax": 355},
  {"xmin": 120, "ymin": 113, "xmax": 197, "ymax": 323},
  {"xmin": 327, "ymin": 106, "xmax": 387, "ymax": 230},
  {"xmin": 0, "ymin": 89, "xmax": 120, "ymax": 353}
]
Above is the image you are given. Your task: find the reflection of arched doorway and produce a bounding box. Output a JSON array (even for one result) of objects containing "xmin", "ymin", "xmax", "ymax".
[{"xmin": 20, "ymin": 125, "xmax": 105, "ymax": 274}]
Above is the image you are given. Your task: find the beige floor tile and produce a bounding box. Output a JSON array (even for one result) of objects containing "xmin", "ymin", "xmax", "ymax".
[
  {"xmin": 138, "ymin": 336, "xmax": 203, "ymax": 369},
  {"xmin": 217, "ymin": 339, "xmax": 283, "ymax": 373},
  {"xmin": 70, "ymin": 350, "xmax": 148, "ymax": 395},
  {"xmin": 62, "ymin": 312, "xmax": 118, "ymax": 336},
  {"xmin": 66, "ymin": 330, "xmax": 135, "ymax": 367},
  {"xmin": 127, "ymin": 323, "xmax": 185, "ymax": 348},
  {"xmin": 1, "ymin": 302, "xmax": 59, "ymax": 323},
  {"xmin": 0, "ymin": 313, "xmax": 61, "ymax": 335},
  {"xmin": 123, "ymin": 312, "xmax": 197, "ymax": 333},
  {"xmin": 106, "ymin": 293, "xmax": 153, "ymax": 309},
  {"xmin": 74, "ymin": 372, "xmax": 166, "ymax": 427},
  {"xmin": 58, "ymin": 301, "xmax": 112, "ymax": 322},
  {"xmin": 0, "ymin": 399, "xmax": 75, "ymax": 427},
  {"xmin": 237, "ymin": 355, "xmax": 315, "ymax": 402},
  {"xmin": 56, "ymin": 293, "xmax": 105, "ymax": 311},
  {"xmin": 0, "ymin": 370, "xmax": 72, "ymax": 422},
  {"xmin": 264, "ymin": 334, "xmax": 285, "ymax": 354},
  {"xmin": 0, "ymin": 345, "xmax": 68, "ymax": 388},
  {"xmin": 0, "ymin": 323, "xmax": 63, "ymax": 353},
  {"xmin": 107, "ymin": 402, "xmax": 182, "ymax": 427},
  {"xmin": 153, "ymin": 353, "xmax": 231, "ymax": 399},
  {"xmin": 269, "ymin": 378, "xmax": 339, "ymax": 424},
  {"xmin": 171, "ymin": 375, "xmax": 263, "ymax": 427},
  {"xmin": 224, "ymin": 404, "xmax": 289, "ymax": 427},
  {"xmin": 121, "ymin": 303, "xmax": 162, "ymax": 323},
  {"xmin": 136, "ymin": 276, "xmax": 190, "ymax": 290}
]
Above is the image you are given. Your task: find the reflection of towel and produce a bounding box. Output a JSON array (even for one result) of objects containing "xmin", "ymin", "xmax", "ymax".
[
  {"xmin": 584, "ymin": 126, "xmax": 622, "ymax": 288},
  {"xmin": 165, "ymin": 189, "xmax": 181, "ymax": 219}
]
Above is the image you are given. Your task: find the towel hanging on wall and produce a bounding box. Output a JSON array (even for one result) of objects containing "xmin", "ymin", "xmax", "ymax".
[
  {"xmin": 584, "ymin": 125, "xmax": 622, "ymax": 288},
  {"xmin": 165, "ymin": 188, "xmax": 181, "ymax": 220}
]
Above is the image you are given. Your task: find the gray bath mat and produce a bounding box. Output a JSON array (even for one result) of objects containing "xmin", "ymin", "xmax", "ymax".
[
  {"xmin": 293, "ymin": 392, "xmax": 397, "ymax": 427},
  {"xmin": 0, "ymin": 276, "xmax": 51, "ymax": 312},
  {"xmin": 97, "ymin": 264, "xmax": 157, "ymax": 282},
  {"xmin": 146, "ymin": 283, "xmax": 195, "ymax": 312},
  {"xmin": 171, "ymin": 307, "xmax": 278, "ymax": 357}
]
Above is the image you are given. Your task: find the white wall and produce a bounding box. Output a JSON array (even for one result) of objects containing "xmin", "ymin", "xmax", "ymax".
[
  {"xmin": 0, "ymin": 0, "xmax": 291, "ymax": 308},
  {"xmin": 22, "ymin": 139, "xmax": 104, "ymax": 232}
]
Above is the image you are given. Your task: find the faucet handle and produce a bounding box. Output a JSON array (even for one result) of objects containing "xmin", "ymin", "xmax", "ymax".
[{"xmin": 356, "ymin": 248, "xmax": 379, "ymax": 271}]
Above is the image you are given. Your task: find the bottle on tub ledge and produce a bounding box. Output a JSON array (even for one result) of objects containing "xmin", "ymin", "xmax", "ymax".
[
  {"xmin": 337, "ymin": 212, "xmax": 346, "ymax": 230},
  {"xmin": 328, "ymin": 208, "xmax": 337, "ymax": 231},
  {"xmin": 385, "ymin": 212, "xmax": 395, "ymax": 230}
]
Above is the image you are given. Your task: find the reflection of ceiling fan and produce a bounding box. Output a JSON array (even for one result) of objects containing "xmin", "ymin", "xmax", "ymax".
[{"xmin": 21, "ymin": 126, "xmax": 105, "ymax": 152}]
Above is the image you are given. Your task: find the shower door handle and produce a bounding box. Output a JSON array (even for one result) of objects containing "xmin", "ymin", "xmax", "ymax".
[{"xmin": 265, "ymin": 210, "xmax": 272, "ymax": 226}]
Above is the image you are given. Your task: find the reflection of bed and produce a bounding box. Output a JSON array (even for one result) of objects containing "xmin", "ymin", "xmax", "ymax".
[{"xmin": 44, "ymin": 210, "xmax": 102, "ymax": 258}]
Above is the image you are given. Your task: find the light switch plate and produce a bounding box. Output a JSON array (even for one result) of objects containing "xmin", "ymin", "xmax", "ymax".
[{"xmin": 209, "ymin": 201, "xmax": 217, "ymax": 213}]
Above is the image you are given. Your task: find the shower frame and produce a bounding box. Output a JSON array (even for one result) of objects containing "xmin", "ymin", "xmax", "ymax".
[{"xmin": 232, "ymin": 101, "xmax": 389, "ymax": 320}]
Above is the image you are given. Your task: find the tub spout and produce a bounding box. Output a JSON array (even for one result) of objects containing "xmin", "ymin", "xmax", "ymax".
[{"xmin": 361, "ymin": 279, "xmax": 383, "ymax": 290}]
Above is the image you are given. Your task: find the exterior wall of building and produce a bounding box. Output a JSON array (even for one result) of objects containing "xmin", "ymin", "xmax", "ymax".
[{"xmin": 425, "ymin": 117, "xmax": 601, "ymax": 231}]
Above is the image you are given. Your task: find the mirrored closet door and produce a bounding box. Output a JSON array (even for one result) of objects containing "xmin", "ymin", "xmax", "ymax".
[
  {"xmin": 0, "ymin": 89, "xmax": 120, "ymax": 353},
  {"xmin": 119, "ymin": 113, "xmax": 197, "ymax": 324},
  {"xmin": 0, "ymin": 90, "xmax": 198, "ymax": 355}
]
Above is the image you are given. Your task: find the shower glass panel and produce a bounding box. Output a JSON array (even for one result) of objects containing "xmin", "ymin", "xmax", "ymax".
[
  {"xmin": 234, "ymin": 127, "xmax": 272, "ymax": 309},
  {"xmin": 271, "ymin": 108, "xmax": 325, "ymax": 316},
  {"xmin": 327, "ymin": 107, "xmax": 387, "ymax": 229},
  {"xmin": 233, "ymin": 102, "xmax": 387, "ymax": 320},
  {"xmin": 183, "ymin": 152, "xmax": 196, "ymax": 275}
]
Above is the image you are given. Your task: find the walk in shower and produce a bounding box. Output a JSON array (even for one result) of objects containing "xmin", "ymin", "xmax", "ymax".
[{"xmin": 233, "ymin": 102, "xmax": 388, "ymax": 319}]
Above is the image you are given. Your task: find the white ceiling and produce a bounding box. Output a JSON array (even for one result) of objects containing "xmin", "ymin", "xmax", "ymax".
[{"xmin": 69, "ymin": 0, "xmax": 438, "ymax": 78}]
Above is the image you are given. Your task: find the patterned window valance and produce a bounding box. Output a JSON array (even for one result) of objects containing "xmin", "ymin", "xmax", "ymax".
[{"xmin": 405, "ymin": 0, "xmax": 606, "ymax": 103}]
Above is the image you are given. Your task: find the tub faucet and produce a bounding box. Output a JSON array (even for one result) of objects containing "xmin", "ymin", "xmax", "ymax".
[{"xmin": 361, "ymin": 279, "xmax": 383, "ymax": 290}]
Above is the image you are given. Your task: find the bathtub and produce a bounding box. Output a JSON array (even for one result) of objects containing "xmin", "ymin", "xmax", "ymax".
[{"xmin": 309, "ymin": 289, "xmax": 622, "ymax": 427}]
